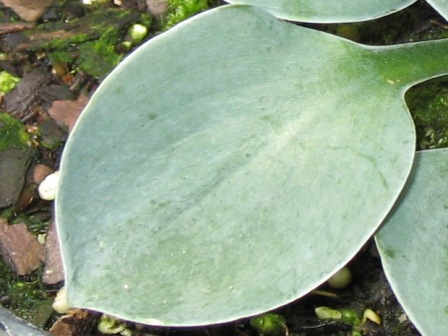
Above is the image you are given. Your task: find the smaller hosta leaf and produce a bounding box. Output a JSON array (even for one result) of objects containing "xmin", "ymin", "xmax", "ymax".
[
  {"xmin": 375, "ymin": 149, "xmax": 448, "ymax": 335},
  {"xmin": 225, "ymin": 0, "xmax": 416, "ymax": 23},
  {"xmin": 426, "ymin": 0, "xmax": 448, "ymax": 21}
]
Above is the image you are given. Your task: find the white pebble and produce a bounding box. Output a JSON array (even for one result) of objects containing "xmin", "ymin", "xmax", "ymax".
[
  {"xmin": 38, "ymin": 171, "xmax": 60, "ymax": 201},
  {"xmin": 52, "ymin": 287, "xmax": 70, "ymax": 314}
]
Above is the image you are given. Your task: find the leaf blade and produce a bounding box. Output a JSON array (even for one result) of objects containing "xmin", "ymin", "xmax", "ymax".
[
  {"xmin": 375, "ymin": 149, "xmax": 448, "ymax": 335},
  {"xmin": 56, "ymin": 5, "xmax": 417, "ymax": 326},
  {"xmin": 224, "ymin": 0, "xmax": 417, "ymax": 22},
  {"xmin": 426, "ymin": 0, "xmax": 448, "ymax": 21}
]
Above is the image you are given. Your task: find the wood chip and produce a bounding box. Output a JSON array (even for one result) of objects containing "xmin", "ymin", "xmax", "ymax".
[
  {"xmin": 0, "ymin": 218, "xmax": 45, "ymax": 275},
  {"xmin": 0, "ymin": 21, "xmax": 34, "ymax": 35},
  {"xmin": 43, "ymin": 220, "xmax": 64, "ymax": 284},
  {"xmin": 48, "ymin": 94, "xmax": 89, "ymax": 133},
  {"xmin": 0, "ymin": 147, "xmax": 32, "ymax": 208},
  {"xmin": 49, "ymin": 309, "xmax": 99, "ymax": 336},
  {"xmin": 0, "ymin": 0, "xmax": 55, "ymax": 22},
  {"xmin": 2, "ymin": 68, "xmax": 51, "ymax": 118}
]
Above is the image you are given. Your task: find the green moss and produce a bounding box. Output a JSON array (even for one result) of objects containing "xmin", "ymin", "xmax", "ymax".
[
  {"xmin": 76, "ymin": 27, "xmax": 123, "ymax": 78},
  {"xmin": 0, "ymin": 113, "xmax": 30, "ymax": 152},
  {"xmin": 163, "ymin": 0, "xmax": 211, "ymax": 29},
  {"xmin": 0, "ymin": 206, "xmax": 17, "ymax": 221},
  {"xmin": 139, "ymin": 13, "xmax": 153, "ymax": 28},
  {"xmin": 0, "ymin": 71, "xmax": 20, "ymax": 95},
  {"xmin": 355, "ymin": 2, "xmax": 446, "ymax": 45},
  {"xmin": 35, "ymin": 8, "xmax": 137, "ymax": 50},
  {"xmin": 405, "ymin": 79, "xmax": 448, "ymax": 150},
  {"xmin": 98, "ymin": 26, "xmax": 121, "ymax": 45},
  {"xmin": 48, "ymin": 50, "xmax": 74, "ymax": 64},
  {"xmin": 0, "ymin": 259, "xmax": 49, "ymax": 324},
  {"xmin": 357, "ymin": 7, "xmax": 420, "ymax": 45},
  {"xmin": 13, "ymin": 213, "xmax": 50, "ymax": 236},
  {"xmin": 40, "ymin": 32, "xmax": 90, "ymax": 50},
  {"xmin": 0, "ymin": 216, "xmax": 51, "ymax": 324},
  {"xmin": 0, "ymin": 217, "xmax": 50, "ymax": 323},
  {"xmin": 250, "ymin": 313, "xmax": 287, "ymax": 336}
]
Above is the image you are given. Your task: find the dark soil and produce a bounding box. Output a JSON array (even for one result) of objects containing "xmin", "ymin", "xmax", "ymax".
[{"xmin": 0, "ymin": 0, "xmax": 447, "ymax": 335}]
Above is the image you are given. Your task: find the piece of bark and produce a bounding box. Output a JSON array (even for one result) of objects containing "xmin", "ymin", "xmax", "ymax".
[
  {"xmin": 0, "ymin": 21, "xmax": 34, "ymax": 35},
  {"xmin": 43, "ymin": 220, "xmax": 64, "ymax": 284},
  {"xmin": 0, "ymin": 218, "xmax": 45, "ymax": 275},
  {"xmin": 38, "ymin": 84, "xmax": 74, "ymax": 105},
  {"xmin": 49, "ymin": 309, "xmax": 99, "ymax": 336},
  {"xmin": 38, "ymin": 117, "xmax": 67, "ymax": 149},
  {"xmin": 0, "ymin": 0, "xmax": 55, "ymax": 22},
  {"xmin": 0, "ymin": 147, "xmax": 33, "ymax": 208},
  {"xmin": 2, "ymin": 68, "xmax": 51, "ymax": 118},
  {"xmin": 48, "ymin": 94, "xmax": 88, "ymax": 133}
]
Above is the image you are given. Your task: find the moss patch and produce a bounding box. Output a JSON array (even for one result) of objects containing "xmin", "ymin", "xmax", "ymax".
[
  {"xmin": 76, "ymin": 27, "xmax": 123, "ymax": 78},
  {"xmin": 0, "ymin": 258, "xmax": 50, "ymax": 324},
  {"xmin": 0, "ymin": 71, "xmax": 20, "ymax": 95},
  {"xmin": 406, "ymin": 79, "xmax": 448, "ymax": 150},
  {"xmin": 163, "ymin": 0, "xmax": 212, "ymax": 29},
  {"xmin": 0, "ymin": 113, "xmax": 30, "ymax": 152}
]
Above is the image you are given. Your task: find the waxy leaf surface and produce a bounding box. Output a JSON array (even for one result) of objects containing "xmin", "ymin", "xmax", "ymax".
[
  {"xmin": 225, "ymin": 0, "xmax": 416, "ymax": 22},
  {"xmin": 427, "ymin": 0, "xmax": 448, "ymax": 20},
  {"xmin": 56, "ymin": 5, "xmax": 448, "ymax": 326},
  {"xmin": 224, "ymin": 0, "xmax": 448, "ymax": 23},
  {"xmin": 375, "ymin": 149, "xmax": 448, "ymax": 335}
]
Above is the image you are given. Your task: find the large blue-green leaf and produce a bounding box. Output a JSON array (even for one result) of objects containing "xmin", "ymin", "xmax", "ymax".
[
  {"xmin": 224, "ymin": 0, "xmax": 416, "ymax": 22},
  {"xmin": 375, "ymin": 149, "xmax": 448, "ymax": 335},
  {"xmin": 224, "ymin": 0, "xmax": 448, "ymax": 23},
  {"xmin": 56, "ymin": 5, "xmax": 448, "ymax": 326},
  {"xmin": 427, "ymin": 0, "xmax": 448, "ymax": 20}
]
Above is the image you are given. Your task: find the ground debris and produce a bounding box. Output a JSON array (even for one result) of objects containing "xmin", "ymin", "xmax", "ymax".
[
  {"xmin": 3, "ymin": 7, "xmax": 141, "ymax": 52},
  {"xmin": 147, "ymin": 0, "xmax": 168, "ymax": 17},
  {"xmin": 0, "ymin": 21, "xmax": 34, "ymax": 35},
  {"xmin": 0, "ymin": 218, "xmax": 44, "ymax": 275},
  {"xmin": 0, "ymin": 147, "xmax": 32, "ymax": 208},
  {"xmin": 32, "ymin": 164, "xmax": 53, "ymax": 185},
  {"xmin": 43, "ymin": 220, "xmax": 64, "ymax": 285},
  {"xmin": 48, "ymin": 94, "xmax": 89, "ymax": 133},
  {"xmin": 0, "ymin": 0, "xmax": 55, "ymax": 21},
  {"xmin": 2, "ymin": 68, "xmax": 51, "ymax": 118},
  {"xmin": 49, "ymin": 309, "xmax": 99, "ymax": 336}
]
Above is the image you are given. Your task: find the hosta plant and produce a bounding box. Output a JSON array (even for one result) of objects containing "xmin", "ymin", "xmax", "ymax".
[{"xmin": 55, "ymin": 1, "xmax": 448, "ymax": 334}]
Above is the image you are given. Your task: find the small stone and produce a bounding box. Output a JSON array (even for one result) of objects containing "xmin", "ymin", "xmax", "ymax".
[
  {"xmin": 0, "ymin": 147, "xmax": 32, "ymax": 208},
  {"xmin": 43, "ymin": 220, "xmax": 64, "ymax": 284},
  {"xmin": 0, "ymin": 218, "xmax": 45, "ymax": 275},
  {"xmin": 146, "ymin": 0, "xmax": 168, "ymax": 17},
  {"xmin": 38, "ymin": 171, "xmax": 60, "ymax": 201},
  {"xmin": 327, "ymin": 266, "xmax": 352, "ymax": 289},
  {"xmin": 0, "ymin": 0, "xmax": 56, "ymax": 22},
  {"xmin": 52, "ymin": 287, "xmax": 70, "ymax": 314},
  {"xmin": 33, "ymin": 164, "xmax": 53, "ymax": 185}
]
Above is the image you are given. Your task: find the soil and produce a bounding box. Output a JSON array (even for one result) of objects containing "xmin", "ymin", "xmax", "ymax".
[{"xmin": 0, "ymin": 0, "xmax": 447, "ymax": 335}]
